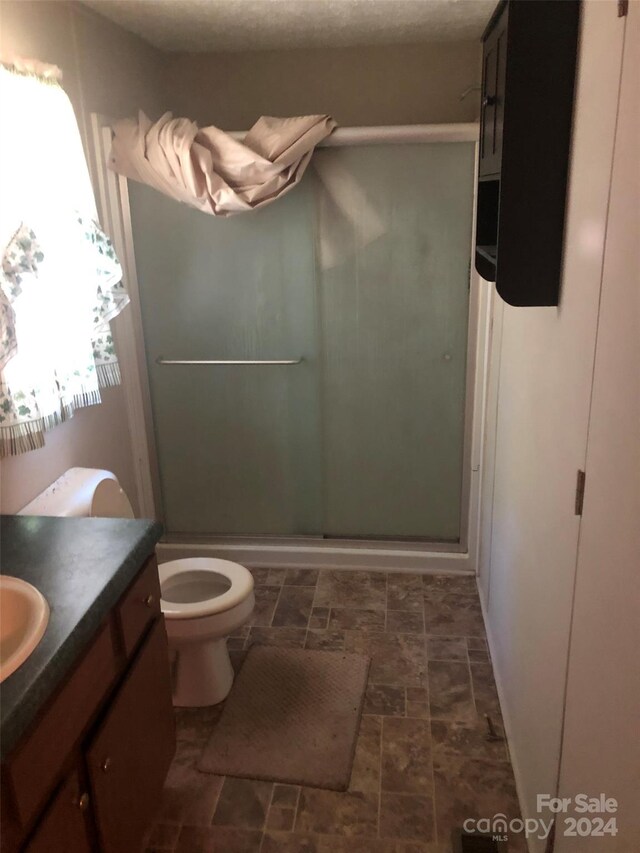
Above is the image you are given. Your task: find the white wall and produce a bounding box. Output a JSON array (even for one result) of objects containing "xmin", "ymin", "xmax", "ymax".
[
  {"xmin": 556, "ymin": 4, "xmax": 640, "ymax": 849},
  {"xmin": 477, "ymin": 288, "xmax": 503, "ymax": 603},
  {"xmin": 477, "ymin": 2, "xmax": 628, "ymax": 850},
  {"xmin": 0, "ymin": 1, "xmax": 164, "ymax": 514},
  {"xmin": 162, "ymin": 40, "xmax": 481, "ymax": 129}
]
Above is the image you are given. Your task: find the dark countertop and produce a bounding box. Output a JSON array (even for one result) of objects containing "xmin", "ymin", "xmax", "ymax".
[{"xmin": 0, "ymin": 515, "xmax": 162, "ymax": 760}]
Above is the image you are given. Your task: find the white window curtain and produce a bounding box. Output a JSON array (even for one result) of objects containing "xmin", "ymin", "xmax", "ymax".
[{"xmin": 0, "ymin": 63, "xmax": 129, "ymax": 457}]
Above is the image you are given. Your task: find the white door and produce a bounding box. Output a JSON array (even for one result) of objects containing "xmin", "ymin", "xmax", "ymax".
[{"xmin": 556, "ymin": 4, "xmax": 640, "ymax": 849}]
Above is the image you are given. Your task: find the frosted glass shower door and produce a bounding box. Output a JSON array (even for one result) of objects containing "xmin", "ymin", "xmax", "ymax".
[
  {"xmin": 315, "ymin": 143, "xmax": 475, "ymax": 540},
  {"xmin": 129, "ymin": 180, "xmax": 322, "ymax": 535},
  {"xmin": 128, "ymin": 140, "xmax": 474, "ymax": 541}
]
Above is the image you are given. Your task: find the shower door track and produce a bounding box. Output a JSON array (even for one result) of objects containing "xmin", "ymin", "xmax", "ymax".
[
  {"xmin": 156, "ymin": 534, "xmax": 471, "ymax": 575},
  {"xmin": 91, "ymin": 115, "xmax": 489, "ymax": 577}
]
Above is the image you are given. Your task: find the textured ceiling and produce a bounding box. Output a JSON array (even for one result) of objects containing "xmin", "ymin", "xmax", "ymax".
[{"xmin": 82, "ymin": 0, "xmax": 494, "ymax": 52}]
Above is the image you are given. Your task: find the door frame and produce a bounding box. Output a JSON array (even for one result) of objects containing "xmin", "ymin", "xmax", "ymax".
[
  {"xmin": 89, "ymin": 114, "xmax": 162, "ymax": 520},
  {"xmin": 90, "ymin": 115, "xmax": 490, "ymax": 574}
]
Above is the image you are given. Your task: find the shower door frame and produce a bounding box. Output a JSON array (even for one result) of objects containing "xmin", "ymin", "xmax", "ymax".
[{"xmin": 91, "ymin": 115, "xmax": 490, "ymax": 575}]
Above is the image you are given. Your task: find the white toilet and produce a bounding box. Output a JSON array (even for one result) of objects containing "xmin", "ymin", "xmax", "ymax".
[
  {"xmin": 159, "ymin": 557, "xmax": 254, "ymax": 705},
  {"xmin": 19, "ymin": 467, "xmax": 255, "ymax": 707}
]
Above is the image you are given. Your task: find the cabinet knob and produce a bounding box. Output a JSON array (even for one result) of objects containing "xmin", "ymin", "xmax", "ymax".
[
  {"xmin": 144, "ymin": 594, "xmax": 155, "ymax": 608},
  {"xmin": 75, "ymin": 792, "xmax": 90, "ymax": 811},
  {"xmin": 101, "ymin": 756, "xmax": 112, "ymax": 772},
  {"xmin": 483, "ymin": 95, "xmax": 497, "ymax": 108}
]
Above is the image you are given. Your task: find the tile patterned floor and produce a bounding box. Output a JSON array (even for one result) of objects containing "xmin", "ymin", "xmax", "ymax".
[{"xmin": 145, "ymin": 570, "xmax": 525, "ymax": 853}]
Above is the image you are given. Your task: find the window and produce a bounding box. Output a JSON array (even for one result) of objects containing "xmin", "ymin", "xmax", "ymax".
[{"xmin": 0, "ymin": 61, "xmax": 128, "ymax": 456}]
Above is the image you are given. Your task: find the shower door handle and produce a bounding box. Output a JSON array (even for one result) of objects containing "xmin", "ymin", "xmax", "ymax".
[{"xmin": 155, "ymin": 357, "xmax": 304, "ymax": 365}]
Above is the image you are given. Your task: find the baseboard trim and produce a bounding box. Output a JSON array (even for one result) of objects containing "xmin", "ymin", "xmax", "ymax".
[{"xmin": 477, "ymin": 584, "xmax": 534, "ymax": 853}]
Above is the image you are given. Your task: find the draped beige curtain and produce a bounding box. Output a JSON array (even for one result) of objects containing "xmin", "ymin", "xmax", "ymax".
[{"xmin": 109, "ymin": 111, "xmax": 337, "ymax": 216}]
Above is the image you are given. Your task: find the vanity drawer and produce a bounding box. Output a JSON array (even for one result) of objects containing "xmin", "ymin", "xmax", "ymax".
[
  {"xmin": 5, "ymin": 621, "xmax": 118, "ymax": 827},
  {"xmin": 116, "ymin": 555, "xmax": 161, "ymax": 658}
]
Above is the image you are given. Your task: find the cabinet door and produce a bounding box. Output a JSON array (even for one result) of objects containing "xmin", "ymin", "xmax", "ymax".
[
  {"xmin": 493, "ymin": 21, "xmax": 507, "ymax": 172},
  {"xmin": 85, "ymin": 619, "xmax": 175, "ymax": 853},
  {"xmin": 479, "ymin": 4, "xmax": 508, "ymax": 178},
  {"xmin": 25, "ymin": 772, "xmax": 92, "ymax": 853}
]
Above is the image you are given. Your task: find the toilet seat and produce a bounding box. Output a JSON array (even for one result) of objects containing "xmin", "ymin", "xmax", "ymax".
[{"xmin": 159, "ymin": 557, "xmax": 254, "ymax": 619}]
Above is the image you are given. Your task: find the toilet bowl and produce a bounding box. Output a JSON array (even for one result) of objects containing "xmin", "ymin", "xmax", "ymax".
[
  {"xmin": 19, "ymin": 468, "xmax": 255, "ymax": 707},
  {"xmin": 159, "ymin": 557, "xmax": 254, "ymax": 706}
]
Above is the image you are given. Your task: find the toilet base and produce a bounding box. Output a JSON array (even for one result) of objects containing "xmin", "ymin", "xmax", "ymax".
[{"xmin": 172, "ymin": 637, "xmax": 234, "ymax": 706}]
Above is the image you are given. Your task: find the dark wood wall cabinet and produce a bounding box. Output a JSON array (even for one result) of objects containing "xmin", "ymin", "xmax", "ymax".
[
  {"xmin": 475, "ymin": 0, "xmax": 581, "ymax": 306},
  {"xmin": 1, "ymin": 556, "xmax": 175, "ymax": 853}
]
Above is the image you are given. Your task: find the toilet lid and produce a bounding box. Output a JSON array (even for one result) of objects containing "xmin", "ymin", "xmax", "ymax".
[{"xmin": 159, "ymin": 557, "xmax": 254, "ymax": 619}]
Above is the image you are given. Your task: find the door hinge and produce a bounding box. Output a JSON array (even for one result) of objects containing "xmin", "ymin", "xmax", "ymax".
[
  {"xmin": 575, "ymin": 470, "xmax": 586, "ymax": 516},
  {"xmin": 618, "ymin": 0, "xmax": 629, "ymax": 17}
]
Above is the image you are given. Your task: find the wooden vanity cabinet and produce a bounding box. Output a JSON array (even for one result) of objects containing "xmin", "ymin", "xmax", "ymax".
[
  {"xmin": 86, "ymin": 619, "xmax": 175, "ymax": 853},
  {"xmin": 5, "ymin": 622, "xmax": 118, "ymax": 829},
  {"xmin": 1, "ymin": 555, "xmax": 175, "ymax": 853}
]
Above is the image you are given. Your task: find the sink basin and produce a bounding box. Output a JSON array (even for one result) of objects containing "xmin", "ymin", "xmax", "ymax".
[{"xmin": 0, "ymin": 576, "xmax": 49, "ymax": 683}]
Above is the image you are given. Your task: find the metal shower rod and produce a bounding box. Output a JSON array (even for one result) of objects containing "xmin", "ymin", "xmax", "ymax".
[{"xmin": 229, "ymin": 122, "xmax": 478, "ymax": 147}]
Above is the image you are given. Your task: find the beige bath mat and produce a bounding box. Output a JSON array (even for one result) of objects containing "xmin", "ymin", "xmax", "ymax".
[{"xmin": 198, "ymin": 645, "xmax": 370, "ymax": 791}]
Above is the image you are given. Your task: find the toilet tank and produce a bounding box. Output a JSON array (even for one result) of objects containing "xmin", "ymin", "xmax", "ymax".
[{"xmin": 19, "ymin": 468, "xmax": 135, "ymax": 519}]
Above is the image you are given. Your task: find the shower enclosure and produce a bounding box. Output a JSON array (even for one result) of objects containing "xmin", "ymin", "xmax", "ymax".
[{"xmin": 114, "ymin": 125, "xmax": 478, "ymax": 552}]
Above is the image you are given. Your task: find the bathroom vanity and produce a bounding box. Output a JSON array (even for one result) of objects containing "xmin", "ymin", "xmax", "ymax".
[{"xmin": 0, "ymin": 515, "xmax": 173, "ymax": 853}]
